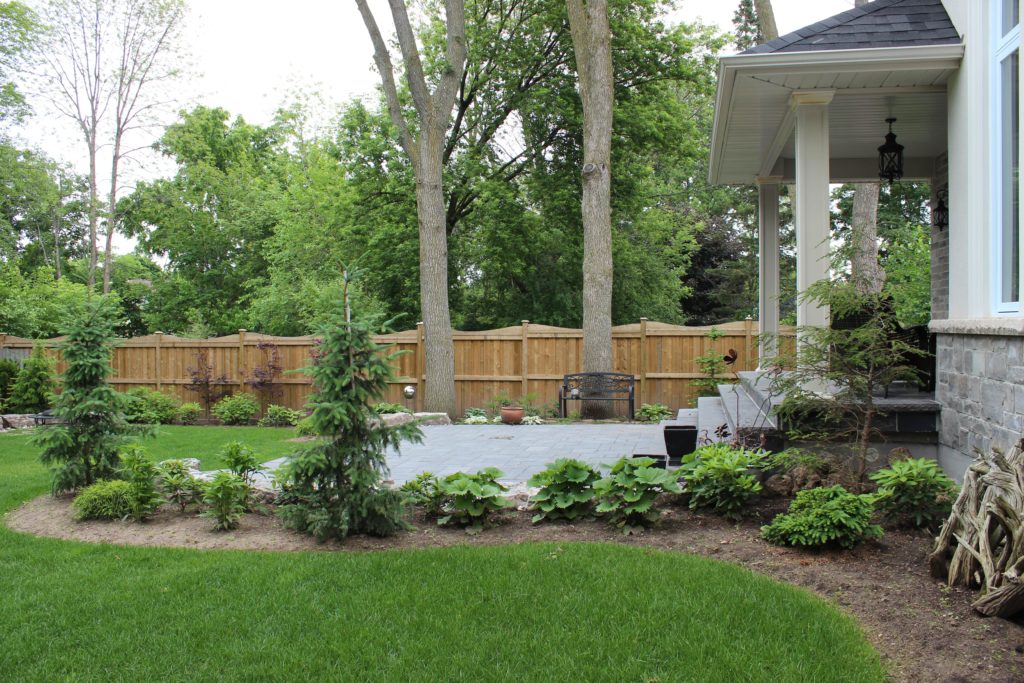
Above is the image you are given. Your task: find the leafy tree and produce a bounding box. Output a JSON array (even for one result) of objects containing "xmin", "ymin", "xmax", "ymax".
[
  {"xmin": 278, "ymin": 278, "xmax": 423, "ymax": 542},
  {"xmin": 0, "ymin": 1, "xmax": 38, "ymax": 126},
  {"xmin": 6, "ymin": 344, "xmax": 55, "ymax": 413},
  {"xmin": 34, "ymin": 298, "xmax": 131, "ymax": 492},
  {"xmin": 0, "ymin": 265, "xmax": 91, "ymax": 338}
]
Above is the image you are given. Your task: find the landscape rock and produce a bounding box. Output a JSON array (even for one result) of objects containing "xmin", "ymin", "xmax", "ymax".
[
  {"xmin": 1, "ymin": 414, "xmax": 36, "ymax": 429},
  {"xmin": 413, "ymin": 412, "xmax": 451, "ymax": 426},
  {"xmin": 764, "ymin": 474, "xmax": 792, "ymax": 497},
  {"xmin": 380, "ymin": 412, "xmax": 417, "ymax": 428}
]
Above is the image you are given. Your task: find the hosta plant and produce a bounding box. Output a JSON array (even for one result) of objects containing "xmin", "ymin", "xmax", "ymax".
[
  {"xmin": 594, "ymin": 457, "xmax": 682, "ymax": 534},
  {"xmin": 463, "ymin": 415, "xmax": 489, "ymax": 425},
  {"xmin": 437, "ymin": 467, "xmax": 514, "ymax": 534},
  {"xmin": 761, "ymin": 485, "xmax": 882, "ymax": 549},
  {"xmin": 637, "ymin": 403, "xmax": 672, "ymax": 422},
  {"xmin": 201, "ymin": 471, "xmax": 249, "ymax": 531},
  {"xmin": 870, "ymin": 457, "xmax": 957, "ymax": 529},
  {"xmin": 684, "ymin": 444, "xmax": 766, "ymax": 520},
  {"xmin": 528, "ymin": 459, "xmax": 600, "ymax": 523}
]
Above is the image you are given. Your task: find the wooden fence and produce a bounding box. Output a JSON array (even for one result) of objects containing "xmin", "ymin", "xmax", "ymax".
[{"xmin": 0, "ymin": 319, "xmax": 795, "ymax": 417}]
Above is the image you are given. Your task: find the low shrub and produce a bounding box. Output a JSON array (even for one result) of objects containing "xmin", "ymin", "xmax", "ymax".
[
  {"xmin": 211, "ymin": 393, "xmax": 259, "ymax": 425},
  {"xmin": 438, "ymin": 468, "xmax": 514, "ymax": 533},
  {"xmin": 521, "ymin": 415, "xmax": 544, "ymax": 425},
  {"xmin": 201, "ymin": 471, "xmax": 249, "ymax": 531},
  {"xmin": 870, "ymin": 457, "xmax": 957, "ymax": 529},
  {"xmin": 157, "ymin": 459, "xmax": 204, "ymax": 513},
  {"xmin": 176, "ymin": 402, "xmax": 202, "ymax": 425},
  {"xmin": 124, "ymin": 387, "xmax": 181, "ymax": 424},
  {"xmin": 528, "ymin": 458, "xmax": 600, "ymax": 523},
  {"xmin": 684, "ymin": 444, "xmax": 766, "ymax": 521},
  {"xmin": 594, "ymin": 456, "xmax": 682, "ymax": 534},
  {"xmin": 374, "ymin": 402, "xmax": 411, "ymax": 415},
  {"xmin": 258, "ymin": 404, "xmax": 303, "ymax": 427},
  {"xmin": 637, "ymin": 403, "xmax": 672, "ymax": 422},
  {"xmin": 118, "ymin": 445, "xmax": 163, "ymax": 522},
  {"xmin": 220, "ymin": 441, "xmax": 264, "ymax": 484},
  {"xmin": 399, "ymin": 471, "xmax": 448, "ymax": 518},
  {"xmin": 761, "ymin": 485, "xmax": 882, "ymax": 549},
  {"xmin": 73, "ymin": 479, "xmax": 135, "ymax": 520},
  {"xmin": 766, "ymin": 448, "xmax": 832, "ymax": 476},
  {"xmin": 463, "ymin": 415, "xmax": 489, "ymax": 425},
  {"xmin": 294, "ymin": 415, "xmax": 316, "ymax": 437}
]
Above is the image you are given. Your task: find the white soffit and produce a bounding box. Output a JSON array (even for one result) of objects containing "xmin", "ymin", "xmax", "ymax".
[{"xmin": 709, "ymin": 44, "xmax": 964, "ymax": 185}]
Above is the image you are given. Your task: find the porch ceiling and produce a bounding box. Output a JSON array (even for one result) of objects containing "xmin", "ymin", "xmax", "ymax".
[{"xmin": 710, "ymin": 44, "xmax": 964, "ymax": 185}]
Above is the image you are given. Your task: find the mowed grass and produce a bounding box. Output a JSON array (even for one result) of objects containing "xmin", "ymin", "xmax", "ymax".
[
  {"xmin": 0, "ymin": 429, "xmax": 887, "ymax": 682},
  {"xmin": 128, "ymin": 424, "xmax": 300, "ymax": 469}
]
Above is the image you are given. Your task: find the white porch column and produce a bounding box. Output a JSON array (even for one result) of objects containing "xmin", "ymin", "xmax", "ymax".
[
  {"xmin": 756, "ymin": 177, "xmax": 781, "ymax": 364},
  {"xmin": 792, "ymin": 91, "xmax": 833, "ymax": 337}
]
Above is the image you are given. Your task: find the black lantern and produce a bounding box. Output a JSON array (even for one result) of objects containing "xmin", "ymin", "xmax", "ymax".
[
  {"xmin": 933, "ymin": 187, "xmax": 949, "ymax": 230},
  {"xmin": 877, "ymin": 117, "xmax": 904, "ymax": 185}
]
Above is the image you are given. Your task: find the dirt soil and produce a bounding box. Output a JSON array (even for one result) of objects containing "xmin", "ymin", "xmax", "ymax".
[{"xmin": 7, "ymin": 494, "xmax": 1023, "ymax": 683}]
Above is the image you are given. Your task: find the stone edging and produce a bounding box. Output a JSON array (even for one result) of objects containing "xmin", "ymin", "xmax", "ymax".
[{"xmin": 929, "ymin": 318, "xmax": 1024, "ymax": 337}]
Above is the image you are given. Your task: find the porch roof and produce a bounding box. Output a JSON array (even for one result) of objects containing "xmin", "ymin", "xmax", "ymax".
[{"xmin": 709, "ymin": 0, "xmax": 964, "ymax": 187}]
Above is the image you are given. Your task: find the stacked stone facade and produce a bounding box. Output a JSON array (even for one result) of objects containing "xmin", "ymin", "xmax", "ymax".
[{"xmin": 935, "ymin": 332, "xmax": 1024, "ymax": 473}]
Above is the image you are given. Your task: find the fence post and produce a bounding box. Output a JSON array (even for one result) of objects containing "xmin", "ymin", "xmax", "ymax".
[
  {"xmin": 155, "ymin": 332, "xmax": 163, "ymax": 390},
  {"xmin": 639, "ymin": 318, "xmax": 648, "ymax": 405},
  {"xmin": 744, "ymin": 316, "xmax": 754, "ymax": 371},
  {"xmin": 238, "ymin": 329, "xmax": 247, "ymax": 392},
  {"xmin": 521, "ymin": 320, "xmax": 529, "ymax": 398},
  {"xmin": 416, "ymin": 322, "xmax": 425, "ymax": 412}
]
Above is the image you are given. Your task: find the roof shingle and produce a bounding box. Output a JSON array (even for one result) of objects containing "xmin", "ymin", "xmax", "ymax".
[{"xmin": 742, "ymin": 0, "xmax": 961, "ymax": 55}]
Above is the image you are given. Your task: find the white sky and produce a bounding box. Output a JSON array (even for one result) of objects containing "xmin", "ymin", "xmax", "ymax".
[{"xmin": 13, "ymin": 0, "xmax": 859, "ymax": 252}]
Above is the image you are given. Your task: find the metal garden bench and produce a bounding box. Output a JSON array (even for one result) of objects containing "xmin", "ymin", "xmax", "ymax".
[{"xmin": 558, "ymin": 372, "xmax": 636, "ymax": 421}]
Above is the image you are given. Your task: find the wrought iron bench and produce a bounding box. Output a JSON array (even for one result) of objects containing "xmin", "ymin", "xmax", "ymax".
[{"xmin": 559, "ymin": 372, "xmax": 636, "ymax": 420}]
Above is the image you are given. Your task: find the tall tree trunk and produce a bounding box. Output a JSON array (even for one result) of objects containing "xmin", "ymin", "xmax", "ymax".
[
  {"xmin": 52, "ymin": 206, "xmax": 62, "ymax": 280},
  {"xmin": 850, "ymin": 182, "xmax": 884, "ymax": 293},
  {"xmin": 753, "ymin": 0, "xmax": 778, "ymax": 40},
  {"xmin": 87, "ymin": 134, "xmax": 99, "ymax": 291},
  {"xmin": 567, "ymin": 0, "xmax": 614, "ymax": 418},
  {"xmin": 103, "ymin": 140, "xmax": 122, "ymax": 294}
]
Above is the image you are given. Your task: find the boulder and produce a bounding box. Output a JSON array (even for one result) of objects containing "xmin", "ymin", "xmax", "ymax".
[
  {"xmin": 1, "ymin": 414, "xmax": 36, "ymax": 429},
  {"xmin": 380, "ymin": 412, "xmax": 417, "ymax": 428},
  {"xmin": 413, "ymin": 412, "xmax": 451, "ymax": 426}
]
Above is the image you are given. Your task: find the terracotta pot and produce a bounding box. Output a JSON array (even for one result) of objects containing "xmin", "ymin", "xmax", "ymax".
[{"xmin": 500, "ymin": 406, "xmax": 525, "ymax": 425}]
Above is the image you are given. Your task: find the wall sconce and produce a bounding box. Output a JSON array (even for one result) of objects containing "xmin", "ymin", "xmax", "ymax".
[{"xmin": 933, "ymin": 187, "xmax": 949, "ymax": 230}]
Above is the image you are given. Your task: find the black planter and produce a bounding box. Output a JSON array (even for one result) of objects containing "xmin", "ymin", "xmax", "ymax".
[{"xmin": 664, "ymin": 425, "xmax": 698, "ymax": 462}]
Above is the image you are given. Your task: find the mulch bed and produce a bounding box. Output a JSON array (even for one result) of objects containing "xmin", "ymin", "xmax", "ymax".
[{"xmin": 7, "ymin": 494, "xmax": 1024, "ymax": 683}]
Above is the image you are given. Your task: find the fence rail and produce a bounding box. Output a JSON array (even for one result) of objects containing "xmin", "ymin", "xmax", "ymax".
[{"xmin": 0, "ymin": 319, "xmax": 796, "ymax": 417}]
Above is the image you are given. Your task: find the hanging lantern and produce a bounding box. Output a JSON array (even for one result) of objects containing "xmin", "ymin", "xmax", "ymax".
[
  {"xmin": 877, "ymin": 117, "xmax": 904, "ymax": 185},
  {"xmin": 933, "ymin": 187, "xmax": 949, "ymax": 230}
]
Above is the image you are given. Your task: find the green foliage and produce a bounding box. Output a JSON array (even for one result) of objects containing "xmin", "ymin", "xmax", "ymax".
[
  {"xmin": 437, "ymin": 467, "xmax": 514, "ymax": 534},
  {"xmin": 691, "ymin": 328, "xmax": 736, "ymax": 399},
  {"xmin": 6, "ymin": 345, "xmax": 54, "ymax": 413},
  {"xmin": 685, "ymin": 444, "xmax": 765, "ymax": 520},
  {"xmin": 399, "ymin": 471, "xmax": 448, "ymax": 518},
  {"xmin": 175, "ymin": 402, "xmax": 201, "ymax": 425},
  {"xmin": 762, "ymin": 486, "xmax": 883, "ymax": 550},
  {"xmin": 636, "ymin": 403, "xmax": 672, "ymax": 422},
  {"xmin": 594, "ymin": 456, "xmax": 682, "ymax": 534},
  {"xmin": 211, "ymin": 393, "xmax": 259, "ymax": 425},
  {"xmin": 0, "ymin": 357, "xmax": 20, "ymax": 408},
  {"xmin": 528, "ymin": 459, "xmax": 600, "ymax": 523},
  {"xmin": 277, "ymin": 285, "xmax": 422, "ymax": 542},
  {"xmin": 294, "ymin": 415, "xmax": 316, "ymax": 437},
  {"xmin": 219, "ymin": 441, "xmax": 264, "ymax": 488},
  {"xmin": 258, "ymin": 404, "xmax": 303, "ymax": 427},
  {"xmin": 72, "ymin": 479, "xmax": 135, "ymax": 521},
  {"xmin": 0, "ymin": 266, "xmax": 92, "ymax": 339},
  {"xmin": 464, "ymin": 407, "xmax": 486, "ymax": 418},
  {"xmin": 118, "ymin": 445, "xmax": 162, "ymax": 522},
  {"xmin": 870, "ymin": 458, "xmax": 957, "ymax": 529},
  {"xmin": 766, "ymin": 448, "xmax": 831, "ymax": 476},
  {"xmin": 124, "ymin": 387, "xmax": 181, "ymax": 424},
  {"xmin": 156, "ymin": 459, "xmax": 203, "ymax": 513},
  {"xmin": 34, "ymin": 299, "xmax": 131, "ymax": 493},
  {"xmin": 373, "ymin": 402, "xmax": 411, "ymax": 415},
  {"xmin": 201, "ymin": 471, "xmax": 248, "ymax": 531}
]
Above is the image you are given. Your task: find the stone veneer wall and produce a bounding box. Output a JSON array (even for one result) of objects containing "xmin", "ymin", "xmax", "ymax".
[{"xmin": 935, "ymin": 331, "xmax": 1024, "ymax": 477}]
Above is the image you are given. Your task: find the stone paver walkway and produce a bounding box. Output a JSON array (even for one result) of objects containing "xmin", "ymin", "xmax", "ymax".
[{"xmin": 262, "ymin": 423, "xmax": 666, "ymax": 484}]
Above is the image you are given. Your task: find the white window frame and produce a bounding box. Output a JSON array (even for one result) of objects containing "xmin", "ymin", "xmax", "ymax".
[{"xmin": 991, "ymin": 0, "xmax": 1022, "ymax": 314}]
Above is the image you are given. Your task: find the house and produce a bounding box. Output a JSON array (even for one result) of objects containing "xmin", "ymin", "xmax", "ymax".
[{"xmin": 708, "ymin": 0, "xmax": 1021, "ymax": 477}]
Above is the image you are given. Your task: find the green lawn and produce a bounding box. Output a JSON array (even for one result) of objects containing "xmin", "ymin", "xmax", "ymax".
[
  {"xmin": 0, "ymin": 428, "xmax": 887, "ymax": 682},
  {"xmin": 126, "ymin": 424, "xmax": 300, "ymax": 469}
]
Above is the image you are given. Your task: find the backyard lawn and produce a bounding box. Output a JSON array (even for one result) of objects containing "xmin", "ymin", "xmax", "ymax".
[{"xmin": 0, "ymin": 428, "xmax": 886, "ymax": 682}]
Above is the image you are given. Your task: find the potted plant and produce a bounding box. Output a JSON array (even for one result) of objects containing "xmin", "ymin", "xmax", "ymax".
[{"xmin": 500, "ymin": 404, "xmax": 525, "ymax": 425}]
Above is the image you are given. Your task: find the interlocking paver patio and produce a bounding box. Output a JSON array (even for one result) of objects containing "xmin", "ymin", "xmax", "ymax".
[{"xmin": 261, "ymin": 423, "xmax": 667, "ymax": 484}]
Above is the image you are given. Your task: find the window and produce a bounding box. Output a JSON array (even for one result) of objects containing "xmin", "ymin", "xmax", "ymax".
[{"xmin": 993, "ymin": 1, "xmax": 1021, "ymax": 313}]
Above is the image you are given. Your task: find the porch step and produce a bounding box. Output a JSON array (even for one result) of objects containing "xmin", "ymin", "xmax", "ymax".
[
  {"xmin": 696, "ymin": 396, "xmax": 729, "ymax": 443},
  {"xmin": 717, "ymin": 383, "xmax": 778, "ymax": 433},
  {"xmin": 659, "ymin": 408, "xmax": 698, "ymax": 428}
]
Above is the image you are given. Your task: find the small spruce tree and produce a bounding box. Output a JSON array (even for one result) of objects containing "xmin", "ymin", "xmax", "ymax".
[
  {"xmin": 7, "ymin": 346, "xmax": 56, "ymax": 413},
  {"xmin": 279, "ymin": 274, "xmax": 422, "ymax": 541},
  {"xmin": 0, "ymin": 357, "xmax": 21, "ymax": 409},
  {"xmin": 35, "ymin": 298, "xmax": 131, "ymax": 493}
]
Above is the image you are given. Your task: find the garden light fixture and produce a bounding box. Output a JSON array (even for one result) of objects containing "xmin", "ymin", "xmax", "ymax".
[{"xmin": 877, "ymin": 117, "xmax": 904, "ymax": 185}]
